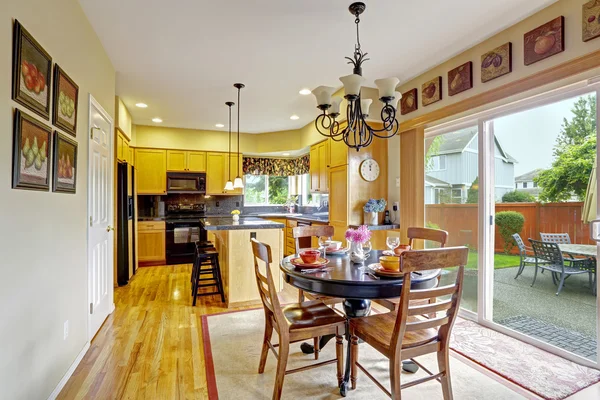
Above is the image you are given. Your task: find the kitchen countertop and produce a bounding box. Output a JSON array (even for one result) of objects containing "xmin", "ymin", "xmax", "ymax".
[
  {"xmin": 248, "ymin": 213, "xmax": 329, "ymax": 224},
  {"xmin": 348, "ymin": 224, "xmax": 400, "ymax": 231},
  {"xmin": 200, "ymin": 216, "xmax": 285, "ymax": 231}
]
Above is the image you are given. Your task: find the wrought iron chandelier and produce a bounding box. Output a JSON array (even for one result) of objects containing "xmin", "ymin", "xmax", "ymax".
[{"xmin": 312, "ymin": 2, "xmax": 401, "ymax": 151}]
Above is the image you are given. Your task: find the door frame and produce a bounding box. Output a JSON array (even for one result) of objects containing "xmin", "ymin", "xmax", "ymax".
[
  {"xmin": 424, "ymin": 77, "xmax": 600, "ymax": 369},
  {"xmin": 87, "ymin": 94, "xmax": 115, "ymax": 341}
]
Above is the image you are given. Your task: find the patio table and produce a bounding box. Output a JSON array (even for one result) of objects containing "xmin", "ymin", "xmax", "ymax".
[{"xmin": 558, "ymin": 244, "xmax": 597, "ymax": 295}]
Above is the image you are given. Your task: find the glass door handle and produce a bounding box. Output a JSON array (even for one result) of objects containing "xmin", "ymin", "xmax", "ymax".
[{"xmin": 589, "ymin": 219, "xmax": 600, "ymax": 242}]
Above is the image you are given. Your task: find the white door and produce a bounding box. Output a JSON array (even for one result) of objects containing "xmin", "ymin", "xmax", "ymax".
[{"xmin": 88, "ymin": 95, "xmax": 114, "ymax": 340}]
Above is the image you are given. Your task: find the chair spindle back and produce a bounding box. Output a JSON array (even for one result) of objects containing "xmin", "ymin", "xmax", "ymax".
[
  {"xmin": 407, "ymin": 227, "xmax": 448, "ymax": 249},
  {"xmin": 251, "ymin": 239, "xmax": 285, "ymax": 326},
  {"xmin": 292, "ymin": 225, "xmax": 335, "ymax": 253}
]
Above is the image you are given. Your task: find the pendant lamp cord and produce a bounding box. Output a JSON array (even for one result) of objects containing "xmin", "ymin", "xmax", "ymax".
[
  {"xmin": 237, "ymin": 86, "xmax": 241, "ymax": 177},
  {"xmin": 228, "ymin": 104, "xmax": 232, "ymax": 180}
]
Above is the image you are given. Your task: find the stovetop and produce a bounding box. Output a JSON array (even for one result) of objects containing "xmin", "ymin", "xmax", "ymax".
[{"xmin": 166, "ymin": 203, "xmax": 206, "ymax": 222}]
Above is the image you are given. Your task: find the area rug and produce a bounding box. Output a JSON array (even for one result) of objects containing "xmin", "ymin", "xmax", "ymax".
[
  {"xmin": 450, "ymin": 319, "xmax": 600, "ymax": 400},
  {"xmin": 202, "ymin": 309, "xmax": 521, "ymax": 399}
]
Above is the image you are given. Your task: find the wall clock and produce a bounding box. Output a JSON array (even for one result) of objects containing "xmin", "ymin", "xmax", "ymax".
[{"xmin": 359, "ymin": 159, "xmax": 380, "ymax": 182}]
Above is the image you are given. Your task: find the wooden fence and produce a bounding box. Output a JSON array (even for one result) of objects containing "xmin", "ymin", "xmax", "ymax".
[{"xmin": 425, "ymin": 202, "xmax": 593, "ymax": 253}]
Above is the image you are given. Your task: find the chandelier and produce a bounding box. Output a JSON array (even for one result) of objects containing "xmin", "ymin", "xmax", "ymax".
[{"xmin": 312, "ymin": 2, "xmax": 400, "ymax": 151}]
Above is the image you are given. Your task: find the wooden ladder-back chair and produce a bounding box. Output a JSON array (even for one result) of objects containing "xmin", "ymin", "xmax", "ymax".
[
  {"xmin": 251, "ymin": 239, "xmax": 346, "ymax": 400},
  {"xmin": 292, "ymin": 225, "xmax": 342, "ymax": 306},
  {"xmin": 376, "ymin": 227, "xmax": 448, "ymax": 311},
  {"xmin": 350, "ymin": 246, "xmax": 469, "ymax": 400}
]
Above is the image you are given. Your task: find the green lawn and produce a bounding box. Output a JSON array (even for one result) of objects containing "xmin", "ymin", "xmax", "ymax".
[{"xmin": 465, "ymin": 252, "xmax": 521, "ymax": 270}]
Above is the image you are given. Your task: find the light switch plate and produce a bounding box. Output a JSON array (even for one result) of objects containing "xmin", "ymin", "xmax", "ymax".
[{"xmin": 395, "ymin": 177, "xmax": 400, "ymax": 187}]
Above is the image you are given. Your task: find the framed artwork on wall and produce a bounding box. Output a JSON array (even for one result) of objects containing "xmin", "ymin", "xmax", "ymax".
[
  {"xmin": 400, "ymin": 88, "xmax": 418, "ymax": 115},
  {"xmin": 12, "ymin": 109, "xmax": 52, "ymax": 191},
  {"xmin": 524, "ymin": 16, "xmax": 565, "ymax": 66},
  {"xmin": 12, "ymin": 20, "xmax": 52, "ymax": 120},
  {"xmin": 448, "ymin": 61, "xmax": 473, "ymax": 96},
  {"xmin": 583, "ymin": 1, "xmax": 600, "ymax": 42},
  {"xmin": 422, "ymin": 77, "xmax": 442, "ymax": 107},
  {"xmin": 52, "ymin": 65, "xmax": 79, "ymax": 136},
  {"xmin": 481, "ymin": 42, "xmax": 512, "ymax": 83},
  {"xmin": 52, "ymin": 132, "xmax": 78, "ymax": 193}
]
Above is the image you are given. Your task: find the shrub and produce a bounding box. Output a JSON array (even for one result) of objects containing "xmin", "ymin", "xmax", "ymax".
[
  {"xmin": 495, "ymin": 211, "xmax": 525, "ymax": 253},
  {"xmin": 502, "ymin": 190, "xmax": 535, "ymax": 203}
]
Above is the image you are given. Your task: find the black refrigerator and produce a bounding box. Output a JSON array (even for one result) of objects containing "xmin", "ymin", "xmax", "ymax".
[{"xmin": 117, "ymin": 162, "xmax": 136, "ymax": 286}]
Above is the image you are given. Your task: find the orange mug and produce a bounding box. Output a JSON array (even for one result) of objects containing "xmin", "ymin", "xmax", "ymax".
[{"xmin": 394, "ymin": 244, "xmax": 411, "ymax": 256}]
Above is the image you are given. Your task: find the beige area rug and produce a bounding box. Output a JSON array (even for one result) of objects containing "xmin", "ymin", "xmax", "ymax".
[{"xmin": 202, "ymin": 309, "xmax": 523, "ymax": 399}]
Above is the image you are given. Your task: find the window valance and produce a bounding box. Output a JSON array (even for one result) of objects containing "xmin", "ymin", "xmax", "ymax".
[{"xmin": 243, "ymin": 154, "xmax": 309, "ymax": 176}]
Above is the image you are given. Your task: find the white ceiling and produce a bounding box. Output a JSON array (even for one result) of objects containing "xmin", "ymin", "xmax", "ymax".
[{"xmin": 79, "ymin": 0, "xmax": 556, "ymax": 133}]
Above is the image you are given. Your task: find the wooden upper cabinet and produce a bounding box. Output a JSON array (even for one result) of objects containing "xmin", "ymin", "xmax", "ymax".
[
  {"xmin": 329, "ymin": 137, "xmax": 348, "ymax": 167},
  {"xmin": 309, "ymin": 140, "xmax": 329, "ymax": 193},
  {"xmin": 309, "ymin": 145, "xmax": 320, "ymax": 192},
  {"xmin": 167, "ymin": 150, "xmax": 207, "ymax": 172},
  {"xmin": 328, "ymin": 164, "xmax": 349, "ymax": 242},
  {"xmin": 206, "ymin": 152, "xmax": 227, "ymax": 195},
  {"xmin": 116, "ymin": 130, "xmax": 131, "ymax": 163},
  {"xmin": 136, "ymin": 148, "xmax": 167, "ymax": 195},
  {"xmin": 129, "ymin": 148, "xmax": 135, "ymax": 166}
]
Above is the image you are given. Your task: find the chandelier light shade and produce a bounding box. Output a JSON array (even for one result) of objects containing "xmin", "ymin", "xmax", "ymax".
[
  {"xmin": 224, "ymin": 101, "xmax": 235, "ymax": 191},
  {"xmin": 233, "ymin": 83, "xmax": 245, "ymax": 189},
  {"xmin": 312, "ymin": 2, "xmax": 400, "ymax": 151}
]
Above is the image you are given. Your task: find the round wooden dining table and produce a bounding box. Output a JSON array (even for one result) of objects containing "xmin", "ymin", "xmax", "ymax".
[{"xmin": 280, "ymin": 250, "xmax": 441, "ymax": 396}]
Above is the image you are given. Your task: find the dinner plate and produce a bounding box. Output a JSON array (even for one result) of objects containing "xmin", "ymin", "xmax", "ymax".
[
  {"xmin": 382, "ymin": 250, "xmax": 397, "ymax": 256},
  {"xmin": 326, "ymin": 247, "xmax": 349, "ymax": 255},
  {"xmin": 290, "ymin": 257, "xmax": 329, "ymax": 269},
  {"xmin": 367, "ymin": 263, "xmax": 403, "ymax": 278}
]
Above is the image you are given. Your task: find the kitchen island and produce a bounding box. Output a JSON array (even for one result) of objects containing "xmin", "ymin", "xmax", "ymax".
[{"xmin": 200, "ymin": 217, "xmax": 284, "ymax": 308}]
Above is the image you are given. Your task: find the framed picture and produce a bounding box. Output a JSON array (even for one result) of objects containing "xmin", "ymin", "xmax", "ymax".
[
  {"xmin": 481, "ymin": 42, "xmax": 512, "ymax": 83},
  {"xmin": 12, "ymin": 20, "xmax": 52, "ymax": 120},
  {"xmin": 52, "ymin": 132, "xmax": 78, "ymax": 193},
  {"xmin": 12, "ymin": 109, "xmax": 52, "ymax": 191},
  {"xmin": 422, "ymin": 77, "xmax": 442, "ymax": 107},
  {"xmin": 583, "ymin": 1, "xmax": 600, "ymax": 42},
  {"xmin": 400, "ymin": 88, "xmax": 418, "ymax": 115},
  {"xmin": 448, "ymin": 61, "xmax": 473, "ymax": 96},
  {"xmin": 524, "ymin": 16, "xmax": 565, "ymax": 66},
  {"xmin": 53, "ymin": 65, "xmax": 79, "ymax": 136}
]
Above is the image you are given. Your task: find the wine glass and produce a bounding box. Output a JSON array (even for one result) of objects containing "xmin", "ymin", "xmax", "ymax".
[
  {"xmin": 318, "ymin": 236, "xmax": 332, "ymax": 258},
  {"xmin": 362, "ymin": 241, "xmax": 372, "ymax": 259},
  {"xmin": 386, "ymin": 236, "xmax": 400, "ymax": 254}
]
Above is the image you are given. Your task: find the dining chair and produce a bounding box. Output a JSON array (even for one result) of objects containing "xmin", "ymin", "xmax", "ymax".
[
  {"xmin": 292, "ymin": 225, "xmax": 342, "ymax": 306},
  {"xmin": 349, "ymin": 246, "xmax": 469, "ymax": 400},
  {"xmin": 375, "ymin": 227, "xmax": 448, "ymax": 312},
  {"xmin": 512, "ymin": 233, "xmax": 538, "ymax": 279},
  {"xmin": 251, "ymin": 238, "xmax": 345, "ymax": 400}
]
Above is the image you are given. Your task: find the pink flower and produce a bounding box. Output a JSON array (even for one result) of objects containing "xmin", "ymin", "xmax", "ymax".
[{"xmin": 345, "ymin": 225, "xmax": 372, "ymax": 244}]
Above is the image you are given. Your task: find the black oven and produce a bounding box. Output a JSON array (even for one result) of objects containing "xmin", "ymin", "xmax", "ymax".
[
  {"xmin": 166, "ymin": 220, "xmax": 207, "ymax": 265},
  {"xmin": 167, "ymin": 172, "xmax": 206, "ymax": 194}
]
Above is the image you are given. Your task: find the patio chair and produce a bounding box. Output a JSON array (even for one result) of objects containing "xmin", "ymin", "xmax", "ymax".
[
  {"xmin": 529, "ymin": 239, "xmax": 592, "ymax": 296},
  {"xmin": 540, "ymin": 233, "xmax": 571, "ymax": 244},
  {"xmin": 513, "ymin": 233, "xmax": 537, "ymax": 279}
]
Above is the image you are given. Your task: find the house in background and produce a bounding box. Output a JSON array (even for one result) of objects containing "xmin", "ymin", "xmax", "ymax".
[
  {"xmin": 425, "ymin": 127, "xmax": 517, "ymax": 204},
  {"xmin": 515, "ymin": 168, "xmax": 544, "ymax": 199}
]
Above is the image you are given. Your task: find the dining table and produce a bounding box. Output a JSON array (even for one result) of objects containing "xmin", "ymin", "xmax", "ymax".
[{"xmin": 280, "ymin": 249, "xmax": 441, "ymax": 396}]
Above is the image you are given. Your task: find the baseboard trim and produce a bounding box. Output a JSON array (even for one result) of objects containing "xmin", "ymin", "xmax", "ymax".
[{"xmin": 47, "ymin": 342, "xmax": 91, "ymax": 400}]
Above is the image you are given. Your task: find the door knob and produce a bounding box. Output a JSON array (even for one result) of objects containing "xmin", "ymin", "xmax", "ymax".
[{"xmin": 106, "ymin": 226, "xmax": 115, "ymax": 232}]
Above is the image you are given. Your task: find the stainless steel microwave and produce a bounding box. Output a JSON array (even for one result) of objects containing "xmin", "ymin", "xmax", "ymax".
[{"xmin": 166, "ymin": 172, "xmax": 206, "ymax": 194}]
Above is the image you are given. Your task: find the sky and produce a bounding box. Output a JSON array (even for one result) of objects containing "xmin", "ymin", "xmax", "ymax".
[{"xmin": 493, "ymin": 93, "xmax": 594, "ymax": 177}]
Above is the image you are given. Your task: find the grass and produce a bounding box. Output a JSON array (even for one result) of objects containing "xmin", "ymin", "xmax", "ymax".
[{"xmin": 465, "ymin": 251, "xmax": 520, "ymax": 270}]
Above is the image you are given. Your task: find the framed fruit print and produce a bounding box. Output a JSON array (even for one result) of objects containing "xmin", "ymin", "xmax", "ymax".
[
  {"xmin": 53, "ymin": 65, "xmax": 79, "ymax": 136},
  {"xmin": 52, "ymin": 132, "xmax": 78, "ymax": 193},
  {"xmin": 12, "ymin": 20, "xmax": 52, "ymax": 120},
  {"xmin": 422, "ymin": 76, "xmax": 442, "ymax": 107},
  {"xmin": 400, "ymin": 88, "xmax": 418, "ymax": 115},
  {"xmin": 12, "ymin": 109, "xmax": 52, "ymax": 191},
  {"xmin": 583, "ymin": 1, "xmax": 600, "ymax": 42},
  {"xmin": 524, "ymin": 16, "xmax": 565, "ymax": 66},
  {"xmin": 481, "ymin": 42, "xmax": 512, "ymax": 83},
  {"xmin": 448, "ymin": 61, "xmax": 472, "ymax": 96}
]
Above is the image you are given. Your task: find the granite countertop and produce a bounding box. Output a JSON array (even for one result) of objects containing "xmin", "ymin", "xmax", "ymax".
[
  {"xmin": 348, "ymin": 224, "xmax": 400, "ymax": 231},
  {"xmin": 249, "ymin": 213, "xmax": 330, "ymax": 224},
  {"xmin": 200, "ymin": 216, "xmax": 285, "ymax": 231}
]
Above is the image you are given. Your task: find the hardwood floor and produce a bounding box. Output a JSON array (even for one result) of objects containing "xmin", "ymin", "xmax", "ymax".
[{"xmin": 58, "ymin": 264, "xmax": 296, "ymax": 399}]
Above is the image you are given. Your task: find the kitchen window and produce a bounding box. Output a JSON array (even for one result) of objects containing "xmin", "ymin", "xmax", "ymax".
[{"xmin": 244, "ymin": 175, "xmax": 290, "ymax": 206}]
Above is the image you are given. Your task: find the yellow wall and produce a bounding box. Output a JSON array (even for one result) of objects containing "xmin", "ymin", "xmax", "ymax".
[
  {"xmin": 116, "ymin": 96, "xmax": 133, "ymax": 141},
  {"xmin": 0, "ymin": 1, "xmax": 115, "ymax": 398}
]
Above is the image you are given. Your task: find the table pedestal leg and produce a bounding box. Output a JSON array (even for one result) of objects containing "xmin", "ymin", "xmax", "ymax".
[{"xmin": 340, "ymin": 299, "xmax": 371, "ymax": 396}]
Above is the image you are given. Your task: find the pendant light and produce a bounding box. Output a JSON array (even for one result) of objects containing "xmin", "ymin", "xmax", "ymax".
[
  {"xmin": 224, "ymin": 101, "xmax": 235, "ymax": 191},
  {"xmin": 233, "ymin": 83, "xmax": 245, "ymax": 189}
]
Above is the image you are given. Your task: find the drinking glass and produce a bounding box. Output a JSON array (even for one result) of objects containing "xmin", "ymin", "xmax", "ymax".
[
  {"xmin": 386, "ymin": 236, "xmax": 400, "ymax": 253},
  {"xmin": 362, "ymin": 241, "xmax": 372, "ymax": 259},
  {"xmin": 318, "ymin": 236, "xmax": 332, "ymax": 258}
]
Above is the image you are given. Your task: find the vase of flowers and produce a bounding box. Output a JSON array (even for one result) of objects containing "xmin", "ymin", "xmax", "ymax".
[
  {"xmin": 284, "ymin": 195, "xmax": 298, "ymax": 214},
  {"xmin": 345, "ymin": 225, "xmax": 372, "ymax": 264},
  {"xmin": 363, "ymin": 198, "xmax": 387, "ymax": 226},
  {"xmin": 231, "ymin": 209, "xmax": 241, "ymax": 222}
]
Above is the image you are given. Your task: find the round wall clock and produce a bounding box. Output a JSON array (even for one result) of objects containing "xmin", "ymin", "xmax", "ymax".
[{"xmin": 359, "ymin": 158, "xmax": 380, "ymax": 182}]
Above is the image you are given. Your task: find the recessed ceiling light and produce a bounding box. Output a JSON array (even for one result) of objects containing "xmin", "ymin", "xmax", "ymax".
[
  {"xmin": 299, "ymin": 88, "xmax": 311, "ymax": 95},
  {"xmin": 290, "ymin": 115, "xmax": 300, "ymax": 120},
  {"xmin": 282, "ymin": 153, "xmax": 290, "ymax": 156},
  {"xmin": 215, "ymin": 123, "xmax": 225, "ymax": 128},
  {"xmin": 152, "ymin": 118, "xmax": 162, "ymax": 123},
  {"xmin": 135, "ymin": 103, "xmax": 148, "ymax": 108}
]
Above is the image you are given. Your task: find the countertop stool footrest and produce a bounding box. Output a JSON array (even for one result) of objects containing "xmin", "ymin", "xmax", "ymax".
[{"xmin": 191, "ymin": 244, "xmax": 225, "ymax": 305}]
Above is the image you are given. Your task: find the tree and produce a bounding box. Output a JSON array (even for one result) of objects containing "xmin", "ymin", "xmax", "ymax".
[
  {"xmin": 535, "ymin": 96, "xmax": 597, "ymax": 202},
  {"xmin": 425, "ymin": 136, "xmax": 444, "ymax": 172},
  {"xmin": 466, "ymin": 176, "xmax": 479, "ymax": 203},
  {"xmin": 502, "ymin": 190, "xmax": 535, "ymax": 203}
]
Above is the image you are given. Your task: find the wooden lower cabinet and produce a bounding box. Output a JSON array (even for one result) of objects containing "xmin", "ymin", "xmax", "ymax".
[{"xmin": 138, "ymin": 221, "xmax": 166, "ymax": 265}]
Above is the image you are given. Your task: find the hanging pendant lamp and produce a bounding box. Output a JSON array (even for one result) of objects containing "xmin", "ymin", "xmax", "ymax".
[
  {"xmin": 224, "ymin": 101, "xmax": 235, "ymax": 191},
  {"xmin": 233, "ymin": 83, "xmax": 245, "ymax": 189}
]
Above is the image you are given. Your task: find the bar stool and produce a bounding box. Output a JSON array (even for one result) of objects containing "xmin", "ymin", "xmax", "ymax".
[
  {"xmin": 190, "ymin": 240, "xmax": 215, "ymax": 284},
  {"xmin": 191, "ymin": 243, "xmax": 225, "ymax": 305}
]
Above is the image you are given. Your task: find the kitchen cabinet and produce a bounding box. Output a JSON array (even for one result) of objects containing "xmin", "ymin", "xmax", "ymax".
[
  {"xmin": 167, "ymin": 150, "xmax": 207, "ymax": 172},
  {"xmin": 206, "ymin": 152, "xmax": 243, "ymax": 195},
  {"xmin": 328, "ymin": 165, "xmax": 349, "ymax": 242},
  {"xmin": 329, "ymin": 137, "xmax": 348, "ymax": 167},
  {"xmin": 138, "ymin": 221, "xmax": 166, "ymax": 264},
  {"xmin": 135, "ymin": 148, "xmax": 167, "ymax": 194},
  {"xmin": 116, "ymin": 130, "xmax": 130, "ymax": 163},
  {"xmin": 310, "ymin": 140, "xmax": 329, "ymax": 193},
  {"xmin": 129, "ymin": 148, "xmax": 135, "ymax": 166}
]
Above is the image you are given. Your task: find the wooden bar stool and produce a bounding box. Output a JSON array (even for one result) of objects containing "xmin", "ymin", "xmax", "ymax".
[{"xmin": 191, "ymin": 243, "xmax": 225, "ymax": 305}]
